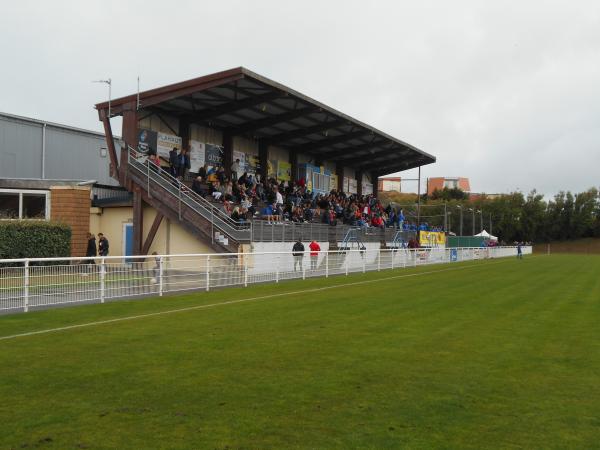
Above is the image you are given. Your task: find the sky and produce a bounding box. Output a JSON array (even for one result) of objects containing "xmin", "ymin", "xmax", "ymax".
[{"xmin": 1, "ymin": 0, "xmax": 599, "ymax": 196}]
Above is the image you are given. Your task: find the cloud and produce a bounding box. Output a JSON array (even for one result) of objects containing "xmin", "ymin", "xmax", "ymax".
[{"xmin": 1, "ymin": 0, "xmax": 598, "ymax": 195}]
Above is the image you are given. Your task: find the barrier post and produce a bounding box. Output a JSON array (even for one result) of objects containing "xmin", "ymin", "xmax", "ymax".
[
  {"xmin": 23, "ymin": 260, "xmax": 30, "ymax": 313},
  {"xmin": 275, "ymin": 254, "xmax": 279, "ymax": 283},
  {"xmin": 377, "ymin": 250, "xmax": 381, "ymax": 271},
  {"xmin": 100, "ymin": 257, "xmax": 106, "ymax": 303},
  {"xmin": 206, "ymin": 255, "xmax": 210, "ymax": 291},
  {"xmin": 345, "ymin": 253, "xmax": 349, "ymax": 276},
  {"xmin": 159, "ymin": 256, "xmax": 164, "ymax": 296},
  {"xmin": 325, "ymin": 252, "xmax": 329, "ymax": 278},
  {"xmin": 244, "ymin": 257, "xmax": 248, "ymax": 287}
]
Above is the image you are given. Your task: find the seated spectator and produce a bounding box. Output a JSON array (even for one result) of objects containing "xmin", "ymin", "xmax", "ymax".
[
  {"xmin": 191, "ymin": 176, "xmax": 208, "ymax": 197},
  {"xmin": 262, "ymin": 204, "xmax": 274, "ymax": 224}
]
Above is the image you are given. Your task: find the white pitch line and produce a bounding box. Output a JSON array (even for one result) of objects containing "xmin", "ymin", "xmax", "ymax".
[{"xmin": 0, "ymin": 259, "xmax": 516, "ymax": 341}]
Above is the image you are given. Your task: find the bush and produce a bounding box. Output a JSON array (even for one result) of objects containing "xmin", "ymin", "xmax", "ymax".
[{"xmin": 0, "ymin": 221, "xmax": 71, "ymax": 263}]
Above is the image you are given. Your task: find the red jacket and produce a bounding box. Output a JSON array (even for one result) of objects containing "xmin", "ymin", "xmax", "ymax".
[{"xmin": 309, "ymin": 241, "xmax": 321, "ymax": 256}]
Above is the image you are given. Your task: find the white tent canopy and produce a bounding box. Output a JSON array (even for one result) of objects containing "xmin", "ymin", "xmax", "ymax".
[{"xmin": 474, "ymin": 230, "xmax": 498, "ymax": 241}]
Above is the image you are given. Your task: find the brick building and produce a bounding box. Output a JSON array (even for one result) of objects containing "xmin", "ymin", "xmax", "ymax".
[{"xmin": 427, "ymin": 177, "xmax": 471, "ymax": 195}]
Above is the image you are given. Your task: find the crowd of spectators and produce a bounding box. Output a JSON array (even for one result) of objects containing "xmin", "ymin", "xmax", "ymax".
[{"xmin": 144, "ymin": 147, "xmax": 444, "ymax": 231}]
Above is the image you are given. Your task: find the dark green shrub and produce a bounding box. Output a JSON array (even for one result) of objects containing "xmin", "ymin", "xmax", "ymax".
[{"xmin": 0, "ymin": 221, "xmax": 71, "ymax": 264}]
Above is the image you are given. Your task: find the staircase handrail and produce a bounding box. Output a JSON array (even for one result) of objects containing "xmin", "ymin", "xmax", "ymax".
[{"xmin": 126, "ymin": 147, "xmax": 251, "ymax": 243}]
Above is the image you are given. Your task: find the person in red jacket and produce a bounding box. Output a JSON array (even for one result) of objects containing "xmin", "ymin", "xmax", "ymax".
[{"xmin": 309, "ymin": 240, "xmax": 321, "ymax": 271}]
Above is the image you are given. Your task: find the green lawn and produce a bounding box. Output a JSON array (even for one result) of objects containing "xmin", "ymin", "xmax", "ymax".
[{"xmin": 1, "ymin": 255, "xmax": 599, "ymax": 449}]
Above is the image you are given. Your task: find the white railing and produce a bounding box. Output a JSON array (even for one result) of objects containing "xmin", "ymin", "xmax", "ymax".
[{"xmin": 0, "ymin": 246, "xmax": 532, "ymax": 314}]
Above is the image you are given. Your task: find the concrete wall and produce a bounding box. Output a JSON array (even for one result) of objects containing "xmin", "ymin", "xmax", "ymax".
[{"xmin": 89, "ymin": 204, "xmax": 214, "ymax": 257}]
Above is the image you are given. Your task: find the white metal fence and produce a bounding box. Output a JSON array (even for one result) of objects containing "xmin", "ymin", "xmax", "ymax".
[{"xmin": 0, "ymin": 246, "xmax": 531, "ymax": 314}]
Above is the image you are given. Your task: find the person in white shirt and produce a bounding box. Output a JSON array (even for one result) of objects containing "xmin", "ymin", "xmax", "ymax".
[
  {"xmin": 231, "ymin": 159, "xmax": 241, "ymax": 181},
  {"xmin": 275, "ymin": 187, "xmax": 283, "ymax": 206}
]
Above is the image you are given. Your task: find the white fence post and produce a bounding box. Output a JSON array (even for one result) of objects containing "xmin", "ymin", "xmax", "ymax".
[
  {"xmin": 377, "ymin": 250, "xmax": 381, "ymax": 271},
  {"xmin": 100, "ymin": 257, "xmax": 106, "ymax": 303},
  {"xmin": 345, "ymin": 252, "xmax": 349, "ymax": 276},
  {"xmin": 275, "ymin": 254, "xmax": 279, "ymax": 283},
  {"xmin": 159, "ymin": 256, "xmax": 164, "ymax": 296},
  {"xmin": 23, "ymin": 260, "xmax": 30, "ymax": 313},
  {"xmin": 391, "ymin": 251, "xmax": 395, "ymax": 270},
  {"xmin": 206, "ymin": 255, "xmax": 210, "ymax": 292},
  {"xmin": 244, "ymin": 257, "xmax": 248, "ymax": 287},
  {"xmin": 325, "ymin": 252, "xmax": 329, "ymax": 278}
]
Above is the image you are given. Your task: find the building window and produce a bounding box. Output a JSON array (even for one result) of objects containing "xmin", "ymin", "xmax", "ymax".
[
  {"xmin": 444, "ymin": 179, "xmax": 459, "ymax": 189},
  {"xmin": 0, "ymin": 189, "xmax": 50, "ymax": 220},
  {"xmin": 0, "ymin": 192, "xmax": 20, "ymax": 219}
]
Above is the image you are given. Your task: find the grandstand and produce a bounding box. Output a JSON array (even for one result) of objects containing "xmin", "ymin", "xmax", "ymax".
[{"xmin": 95, "ymin": 67, "xmax": 435, "ymax": 255}]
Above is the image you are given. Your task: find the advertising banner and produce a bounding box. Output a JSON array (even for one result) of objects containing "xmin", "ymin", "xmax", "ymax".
[
  {"xmin": 348, "ymin": 178, "xmax": 358, "ymax": 194},
  {"xmin": 330, "ymin": 174, "xmax": 338, "ymax": 192},
  {"xmin": 362, "ymin": 182, "xmax": 373, "ymax": 196},
  {"xmin": 267, "ymin": 160, "xmax": 278, "ymax": 179},
  {"xmin": 277, "ymin": 161, "xmax": 292, "ymax": 181},
  {"xmin": 157, "ymin": 132, "xmax": 182, "ymax": 159},
  {"xmin": 246, "ymin": 155, "xmax": 261, "ymax": 176},
  {"xmin": 138, "ymin": 129, "xmax": 157, "ymax": 154},
  {"xmin": 233, "ymin": 150, "xmax": 246, "ymax": 173},
  {"xmin": 205, "ymin": 144, "xmax": 223, "ymax": 167},
  {"xmin": 189, "ymin": 140, "xmax": 205, "ymax": 173},
  {"xmin": 419, "ymin": 231, "xmax": 446, "ymax": 247}
]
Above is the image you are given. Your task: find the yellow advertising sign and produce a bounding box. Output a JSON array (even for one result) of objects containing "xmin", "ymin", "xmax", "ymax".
[{"xmin": 419, "ymin": 231, "xmax": 446, "ymax": 247}]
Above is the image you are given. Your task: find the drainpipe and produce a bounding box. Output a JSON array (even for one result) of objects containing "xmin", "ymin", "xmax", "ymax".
[{"xmin": 41, "ymin": 123, "xmax": 47, "ymax": 179}]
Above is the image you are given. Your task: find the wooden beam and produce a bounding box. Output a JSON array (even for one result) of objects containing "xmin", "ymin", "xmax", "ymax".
[
  {"xmin": 223, "ymin": 131, "xmax": 233, "ymax": 179},
  {"xmin": 132, "ymin": 188, "xmax": 143, "ymax": 255},
  {"xmin": 100, "ymin": 110, "xmax": 119, "ymax": 181},
  {"xmin": 230, "ymin": 106, "xmax": 319, "ymax": 135},
  {"xmin": 141, "ymin": 212, "xmax": 164, "ymax": 255},
  {"xmin": 120, "ymin": 103, "xmax": 138, "ymax": 187},
  {"xmin": 319, "ymin": 139, "xmax": 388, "ymax": 161},
  {"xmin": 289, "ymin": 150, "xmax": 298, "ymax": 183},
  {"xmin": 336, "ymin": 162, "xmax": 344, "ymax": 192},
  {"xmin": 295, "ymin": 130, "xmax": 370, "ymax": 153},
  {"xmin": 258, "ymin": 140, "xmax": 269, "ymax": 182},
  {"xmin": 266, "ymin": 119, "xmax": 346, "ymax": 145},
  {"xmin": 182, "ymin": 91, "xmax": 283, "ymax": 123}
]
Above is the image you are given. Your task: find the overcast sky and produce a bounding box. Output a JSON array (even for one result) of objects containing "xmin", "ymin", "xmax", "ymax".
[{"xmin": 1, "ymin": 0, "xmax": 599, "ymax": 196}]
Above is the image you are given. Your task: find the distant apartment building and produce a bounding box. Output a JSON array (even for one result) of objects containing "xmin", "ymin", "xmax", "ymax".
[
  {"xmin": 427, "ymin": 177, "xmax": 471, "ymax": 195},
  {"xmin": 378, "ymin": 176, "xmax": 402, "ymax": 193}
]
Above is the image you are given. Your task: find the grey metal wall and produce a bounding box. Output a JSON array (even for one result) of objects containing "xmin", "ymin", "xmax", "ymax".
[{"xmin": 0, "ymin": 112, "xmax": 120, "ymax": 186}]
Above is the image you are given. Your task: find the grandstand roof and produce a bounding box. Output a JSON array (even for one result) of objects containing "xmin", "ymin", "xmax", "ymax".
[{"xmin": 95, "ymin": 67, "xmax": 435, "ymax": 175}]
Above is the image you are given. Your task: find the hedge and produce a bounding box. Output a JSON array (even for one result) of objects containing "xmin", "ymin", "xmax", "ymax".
[{"xmin": 0, "ymin": 221, "xmax": 71, "ymax": 262}]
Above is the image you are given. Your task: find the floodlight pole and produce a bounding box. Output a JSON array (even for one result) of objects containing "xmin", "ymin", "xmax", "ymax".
[
  {"xmin": 489, "ymin": 212, "xmax": 493, "ymax": 235},
  {"xmin": 457, "ymin": 205, "xmax": 463, "ymax": 236},
  {"xmin": 416, "ymin": 166, "xmax": 421, "ymax": 228},
  {"xmin": 444, "ymin": 203, "xmax": 447, "ymax": 232}
]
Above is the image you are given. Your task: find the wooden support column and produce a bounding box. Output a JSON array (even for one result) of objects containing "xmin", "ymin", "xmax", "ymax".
[
  {"xmin": 356, "ymin": 170, "xmax": 363, "ymax": 197},
  {"xmin": 121, "ymin": 103, "xmax": 138, "ymax": 187},
  {"xmin": 179, "ymin": 119, "xmax": 190, "ymax": 151},
  {"xmin": 371, "ymin": 171, "xmax": 380, "ymax": 198},
  {"xmin": 336, "ymin": 162, "xmax": 344, "ymax": 192},
  {"xmin": 141, "ymin": 212, "xmax": 164, "ymax": 255},
  {"xmin": 258, "ymin": 139, "xmax": 268, "ymax": 183},
  {"xmin": 100, "ymin": 110, "xmax": 119, "ymax": 181},
  {"xmin": 289, "ymin": 150, "xmax": 298, "ymax": 183},
  {"xmin": 132, "ymin": 188, "xmax": 143, "ymax": 256},
  {"xmin": 223, "ymin": 131, "xmax": 233, "ymax": 179}
]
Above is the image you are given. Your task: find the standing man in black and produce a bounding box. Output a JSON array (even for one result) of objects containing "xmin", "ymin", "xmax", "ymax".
[
  {"xmin": 169, "ymin": 147, "xmax": 179, "ymax": 177},
  {"xmin": 98, "ymin": 233, "xmax": 110, "ymax": 257},
  {"xmin": 292, "ymin": 239, "xmax": 305, "ymax": 272},
  {"xmin": 86, "ymin": 232, "xmax": 97, "ymax": 264}
]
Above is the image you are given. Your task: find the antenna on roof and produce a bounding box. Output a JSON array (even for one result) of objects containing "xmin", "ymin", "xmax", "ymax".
[
  {"xmin": 137, "ymin": 76, "xmax": 141, "ymax": 110},
  {"xmin": 92, "ymin": 78, "xmax": 112, "ymax": 118}
]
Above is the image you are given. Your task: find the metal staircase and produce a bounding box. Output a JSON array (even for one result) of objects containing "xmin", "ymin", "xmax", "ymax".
[
  {"xmin": 126, "ymin": 148, "xmax": 251, "ymax": 253},
  {"xmin": 339, "ymin": 227, "xmax": 366, "ymax": 251}
]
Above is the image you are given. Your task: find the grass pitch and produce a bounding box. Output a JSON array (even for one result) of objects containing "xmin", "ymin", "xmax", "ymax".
[{"xmin": 1, "ymin": 255, "xmax": 600, "ymax": 449}]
